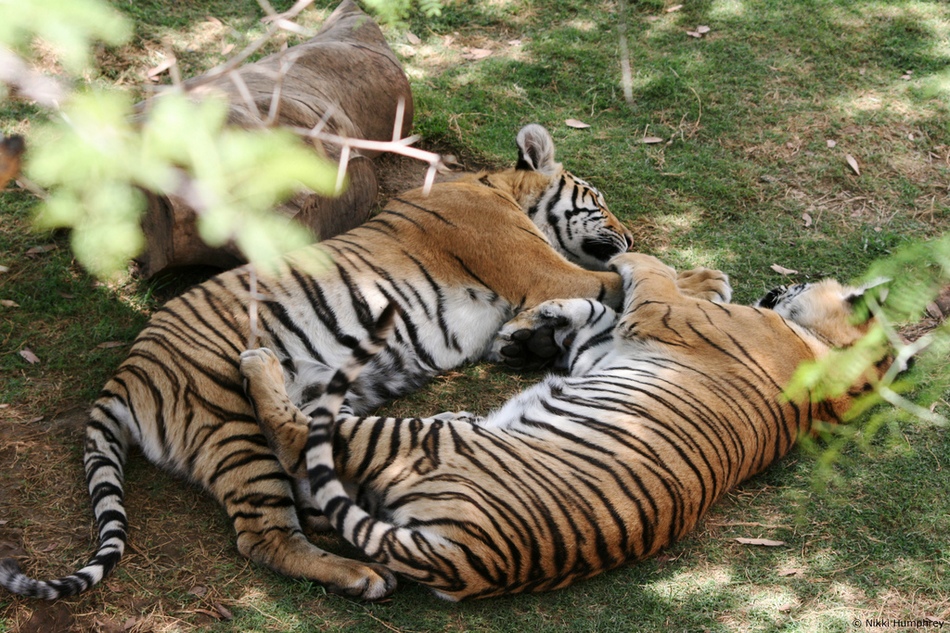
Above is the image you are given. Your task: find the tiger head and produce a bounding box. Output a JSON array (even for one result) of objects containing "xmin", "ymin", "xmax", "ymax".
[
  {"xmin": 756, "ymin": 278, "xmax": 895, "ymax": 421},
  {"xmin": 474, "ymin": 124, "xmax": 633, "ymax": 271}
]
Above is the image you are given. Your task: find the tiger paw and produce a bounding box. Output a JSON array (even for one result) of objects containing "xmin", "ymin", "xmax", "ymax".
[
  {"xmin": 240, "ymin": 348, "xmax": 289, "ymax": 405},
  {"xmin": 676, "ymin": 267, "xmax": 732, "ymax": 303},
  {"xmin": 432, "ymin": 410, "xmax": 482, "ymax": 423},
  {"xmin": 327, "ymin": 562, "xmax": 398, "ymax": 601},
  {"xmin": 488, "ymin": 300, "xmax": 584, "ymax": 369}
]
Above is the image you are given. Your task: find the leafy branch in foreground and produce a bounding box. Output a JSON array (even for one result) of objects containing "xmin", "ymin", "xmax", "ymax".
[
  {"xmin": 30, "ymin": 90, "xmax": 337, "ymax": 276},
  {"xmin": 788, "ymin": 235, "xmax": 949, "ymax": 489}
]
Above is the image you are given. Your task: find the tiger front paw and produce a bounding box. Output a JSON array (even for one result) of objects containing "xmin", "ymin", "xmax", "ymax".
[
  {"xmin": 488, "ymin": 300, "xmax": 587, "ymax": 369},
  {"xmin": 240, "ymin": 347, "xmax": 288, "ymax": 405},
  {"xmin": 676, "ymin": 267, "xmax": 732, "ymax": 303}
]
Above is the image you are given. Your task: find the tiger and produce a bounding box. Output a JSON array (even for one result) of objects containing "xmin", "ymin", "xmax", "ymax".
[
  {"xmin": 0, "ymin": 124, "xmax": 636, "ymax": 601},
  {"xmin": 235, "ymin": 252, "xmax": 892, "ymax": 601}
]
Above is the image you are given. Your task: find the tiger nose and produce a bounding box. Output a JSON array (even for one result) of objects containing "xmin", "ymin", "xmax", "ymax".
[{"xmin": 624, "ymin": 232, "xmax": 634, "ymax": 252}]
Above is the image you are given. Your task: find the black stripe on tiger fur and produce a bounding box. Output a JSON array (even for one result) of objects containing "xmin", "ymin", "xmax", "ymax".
[{"xmin": 240, "ymin": 253, "xmax": 892, "ymax": 600}]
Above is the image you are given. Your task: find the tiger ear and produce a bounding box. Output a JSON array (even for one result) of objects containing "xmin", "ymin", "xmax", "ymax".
[
  {"xmin": 516, "ymin": 124, "xmax": 560, "ymax": 176},
  {"xmin": 845, "ymin": 278, "xmax": 890, "ymax": 322}
]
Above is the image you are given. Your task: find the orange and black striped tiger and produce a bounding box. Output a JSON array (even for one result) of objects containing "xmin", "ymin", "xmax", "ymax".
[
  {"xmin": 0, "ymin": 125, "xmax": 635, "ymax": 600},
  {"xmin": 237, "ymin": 253, "xmax": 891, "ymax": 600}
]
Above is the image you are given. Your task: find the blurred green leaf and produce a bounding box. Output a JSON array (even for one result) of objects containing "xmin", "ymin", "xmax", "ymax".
[
  {"xmin": 0, "ymin": 0, "xmax": 131, "ymax": 74},
  {"xmin": 29, "ymin": 87, "xmax": 338, "ymax": 276},
  {"xmin": 788, "ymin": 325, "xmax": 889, "ymax": 403},
  {"xmin": 141, "ymin": 92, "xmax": 230, "ymax": 170}
]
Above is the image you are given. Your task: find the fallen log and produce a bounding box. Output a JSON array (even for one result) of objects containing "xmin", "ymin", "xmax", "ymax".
[{"xmin": 137, "ymin": 0, "xmax": 412, "ymax": 277}]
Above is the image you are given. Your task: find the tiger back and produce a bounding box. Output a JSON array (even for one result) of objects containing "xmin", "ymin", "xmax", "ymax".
[
  {"xmin": 0, "ymin": 125, "xmax": 632, "ymax": 601},
  {"xmin": 238, "ymin": 253, "xmax": 891, "ymax": 600}
]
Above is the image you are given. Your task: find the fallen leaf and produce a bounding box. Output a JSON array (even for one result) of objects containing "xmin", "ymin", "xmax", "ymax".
[
  {"xmin": 826, "ymin": 139, "xmax": 836, "ymax": 148},
  {"xmin": 406, "ymin": 31, "xmax": 421, "ymax": 45},
  {"xmin": 205, "ymin": 16, "xmax": 223, "ymax": 27},
  {"xmin": 802, "ymin": 212, "xmax": 813, "ymax": 228},
  {"xmin": 462, "ymin": 47, "xmax": 492, "ymax": 61},
  {"xmin": 441, "ymin": 154, "xmax": 462, "ymax": 169},
  {"xmin": 778, "ymin": 603, "xmax": 796, "ymax": 613},
  {"xmin": 845, "ymin": 153, "xmax": 861, "ymax": 175},
  {"xmin": 507, "ymin": 39, "xmax": 522, "ymax": 46},
  {"xmin": 59, "ymin": 292, "xmax": 75, "ymax": 299},
  {"xmin": 666, "ymin": 4, "xmax": 684, "ymax": 12},
  {"xmin": 770, "ymin": 264, "xmax": 798, "ymax": 275},
  {"xmin": 686, "ymin": 30, "xmax": 702, "ymax": 38},
  {"xmin": 147, "ymin": 56, "xmax": 176, "ymax": 79},
  {"xmin": 214, "ymin": 603, "xmax": 234, "ymax": 621},
  {"xmin": 735, "ymin": 537, "xmax": 786, "ymax": 547},
  {"xmin": 565, "ymin": 118, "xmax": 591, "ymax": 129},
  {"xmin": 0, "ymin": 265, "xmax": 9, "ymax": 273},
  {"xmin": 96, "ymin": 341, "xmax": 126, "ymax": 350},
  {"xmin": 641, "ymin": 136, "xmax": 665, "ymax": 144},
  {"xmin": 1, "ymin": 300, "xmax": 18, "ymax": 308},
  {"xmin": 188, "ymin": 585, "xmax": 208, "ymax": 597},
  {"xmin": 123, "ymin": 617, "xmax": 138, "ymax": 631},
  {"xmin": 25, "ymin": 244, "xmax": 57, "ymax": 257},
  {"xmin": 221, "ymin": 43, "xmax": 235, "ymax": 56},
  {"xmin": 19, "ymin": 348, "xmax": 40, "ymax": 364},
  {"xmin": 697, "ymin": 25, "xmax": 711, "ymax": 34}
]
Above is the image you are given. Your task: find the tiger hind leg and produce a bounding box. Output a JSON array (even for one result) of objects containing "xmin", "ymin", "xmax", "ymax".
[{"xmin": 237, "ymin": 347, "xmax": 397, "ymax": 599}]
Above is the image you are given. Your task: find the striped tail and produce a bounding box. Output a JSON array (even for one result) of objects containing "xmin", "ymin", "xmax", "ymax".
[
  {"xmin": 0, "ymin": 401, "xmax": 130, "ymax": 599},
  {"xmin": 304, "ymin": 303, "xmax": 471, "ymax": 600}
]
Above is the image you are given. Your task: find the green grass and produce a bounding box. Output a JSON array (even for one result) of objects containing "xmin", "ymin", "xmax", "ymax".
[{"xmin": 2, "ymin": 0, "xmax": 949, "ymax": 631}]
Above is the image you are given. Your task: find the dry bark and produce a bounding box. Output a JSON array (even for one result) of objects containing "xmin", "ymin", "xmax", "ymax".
[{"xmin": 137, "ymin": 0, "xmax": 412, "ymax": 277}]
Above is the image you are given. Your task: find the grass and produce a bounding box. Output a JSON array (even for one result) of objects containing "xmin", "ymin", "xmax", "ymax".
[{"xmin": 2, "ymin": 0, "xmax": 949, "ymax": 631}]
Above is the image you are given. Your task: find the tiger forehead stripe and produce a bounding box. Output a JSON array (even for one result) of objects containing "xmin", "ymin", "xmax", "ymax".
[{"xmin": 563, "ymin": 173, "xmax": 607, "ymax": 209}]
